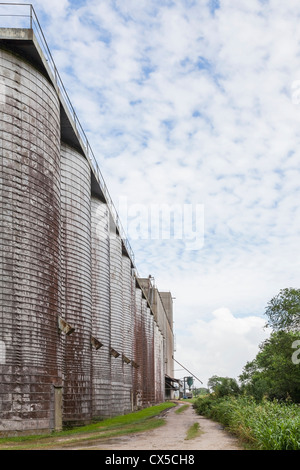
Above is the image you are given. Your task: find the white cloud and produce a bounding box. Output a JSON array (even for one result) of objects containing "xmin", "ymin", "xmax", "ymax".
[{"xmin": 176, "ymin": 308, "xmax": 270, "ymax": 388}]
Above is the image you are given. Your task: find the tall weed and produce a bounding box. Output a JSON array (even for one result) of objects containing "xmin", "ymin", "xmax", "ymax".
[{"xmin": 193, "ymin": 395, "xmax": 300, "ymax": 450}]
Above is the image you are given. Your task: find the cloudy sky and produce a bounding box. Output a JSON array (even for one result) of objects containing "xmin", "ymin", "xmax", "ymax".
[{"xmin": 4, "ymin": 0, "xmax": 300, "ymax": 386}]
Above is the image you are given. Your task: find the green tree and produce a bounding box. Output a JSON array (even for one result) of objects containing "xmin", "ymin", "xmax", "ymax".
[
  {"xmin": 239, "ymin": 331, "xmax": 300, "ymax": 402},
  {"xmin": 194, "ymin": 387, "xmax": 209, "ymax": 396},
  {"xmin": 207, "ymin": 375, "xmax": 240, "ymax": 397},
  {"xmin": 265, "ymin": 288, "xmax": 300, "ymax": 332}
]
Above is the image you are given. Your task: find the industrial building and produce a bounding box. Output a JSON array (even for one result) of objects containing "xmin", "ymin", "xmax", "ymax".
[{"xmin": 0, "ymin": 5, "xmax": 176, "ymax": 435}]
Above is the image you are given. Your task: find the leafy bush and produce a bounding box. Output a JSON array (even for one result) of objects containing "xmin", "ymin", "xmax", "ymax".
[
  {"xmin": 239, "ymin": 331, "xmax": 300, "ymax": 402},
  {"xmin": 207, "ymin": 376, "xmax": 240, "ymax": 398},
  {"xmin": 193, "ymin": 395, "xmax": 300, "ymax": 450}
]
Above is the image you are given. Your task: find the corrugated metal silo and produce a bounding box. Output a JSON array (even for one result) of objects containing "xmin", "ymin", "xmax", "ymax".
[
  {"xmin": 121, "ymin": 255, "xmax": 133, "ymax": 413},
  {"xmin": 147, "ymin": 307, "xmax": 155, "ymax": 404},
  {"xmin": 0, "ymin": 48, "xmax": 62, "ymax": 433},
  {"xmin": 154, "ymin": 323, "xmax": 165, "ymax": 403},
  {"xmin": 91, "ymin": 197, "xmax": 111, "ymax": 418},
  {"xmin": 60, "ymin": 142, "xmax": 92, "ymax": 426},
  {"xmin": 130, "ymin": 271, "xmax": 136, "ymax": 409},
  {"xmin": 141, "ymin": 298, "xmax": 148, "ymax": 406},
  {"xmin": 109, "ymin": 228, "xmax": 124, "ymax": 415},
  {"xmin": 133, "ymin": 287, "xmax": 143, "ymax": 409}
]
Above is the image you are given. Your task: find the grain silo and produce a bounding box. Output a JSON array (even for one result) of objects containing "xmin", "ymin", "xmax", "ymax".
[
  {"xmin": 154, "ymin": 323, "xmax": 165, "ymax": 403},
  {"xmin": 160, "ymin": 292, "xmax": 175, "ymax": 396},
  {"xmin": 60, "ymin": 143, "xmax": 92, "ymax": 426},
  {"xmin": 0, "ymin": 47, "xmax": 62, "ymax": 434},
  {"xmin": 109, "ymin": 226, "xmax": 124, "ymax": 415},
  {"xmin": 133, "ymin": 286, "xmax": 143, "ymax": 409},
  {"xmin": 141, "ymin": 298, "xmax": 149, "ymax": 406},
  {"xmin": 91, "ymin": 197, "xmax": 111, "ymax": 418},
  {"xmin": 146, "ymin": 306, "xmax": 155, "ymax": 404},
  {"xmin": 121, "ymin": 254, "xmax": 134, "ymax": 413}
]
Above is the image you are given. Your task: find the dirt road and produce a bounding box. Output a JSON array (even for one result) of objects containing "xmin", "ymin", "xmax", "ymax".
[{"xmin": 66, "ymin": 402, "xmax": 243, "ymax": 450}]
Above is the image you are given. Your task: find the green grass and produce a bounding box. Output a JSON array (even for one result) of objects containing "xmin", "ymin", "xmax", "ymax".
[
  {"xmin": 175, "ymin": 404, "xmax": 190, "ymax": 414},
  {"xmin": 0, "ymin": 402, "xmax": 176, "ymax": 450},
  {"xmin": 194, "ymin": 395, "xmax": 300, "ymax": 450},
  {"xmin": 184, "ymin": 398, "xmax": 197, "ymax": 404},
  {"xmin": 185, "ymin": 422, "xmax": 203, "ymax": 440}
]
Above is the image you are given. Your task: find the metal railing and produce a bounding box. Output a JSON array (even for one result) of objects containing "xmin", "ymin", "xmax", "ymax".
[{"xmin": 0, "ymin": 2, "xmax": 136, "ymax": 265}]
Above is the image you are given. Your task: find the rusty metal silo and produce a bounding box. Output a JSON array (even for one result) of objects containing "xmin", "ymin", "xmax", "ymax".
[
  {"xmin": 130, "ymin": 271, "xmax": 136, "ymax": 409},
  {"xmin": 91, "ymin": 197, "xmax": 111, "ymax": 418},
  {"xmin": 60, "ymin": 142, "xmax": 92, "ymax": 426},
  {"xmin": 141, "ymin": 298, "xmax": 149, "ymax": 406},
  {"xmin": 154, "ymin": 323, "xmax": 165, "ymax": 403},
  {"xmin": 121, "ymin": 255, "xmax": 133, "ymax": 413},
  {"xmin": 0, "ymin": 48, "xmax": 62, "ymax": 433},
  {"xmin": 147, "ymin": 306, "xmax": 155, "ymax": 405},
  {"xmin": 109, "ymin": 227, "xmax": 124, "ymax": 415},
  {"xmin": 133, "ymin": 286, "xmax": 143, "ymax": 409}
]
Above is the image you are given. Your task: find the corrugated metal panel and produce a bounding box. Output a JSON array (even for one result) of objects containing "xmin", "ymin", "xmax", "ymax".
[
  {"xmin": 60, "ymin": 143, "xmax": 92, "ymax": 425},
  {"xmin": 122, "ymin": 255, "xmax": 133, "ymax": 413},
  {"xmin": 109, "ymin": 230, "xmax": 124, "ymax": 415},
  {"xmin": 91, "ymin": 197, "xmax": 111, "ymax": 418},
  {"xmin": 133, "ymin": 287, "xmax": 143, "ymax": 409},
  {"xmin": 160, "ymin": 292, "xmax": 174, "ymax": 379},
  {"xmin": 147, "ymin": 307, "xmax": 155, "ymax": 404},
  {"xmin": 154, "ymin": 323, "xmax": 165, "ymax": 403},
  {"xmin": 165, "ymin": 321, "xmax": 175, "ymax": 379},
  {"xmin": 141, "ymin": 298, "xmax": 148, "ymax": 406},
  {"xmin": 0, "ymin": 49, "xmax": 61, "ymax": 433},
  {"xmin": 129, "ymin": 275, "xmax": 136, "ymax": 412}
]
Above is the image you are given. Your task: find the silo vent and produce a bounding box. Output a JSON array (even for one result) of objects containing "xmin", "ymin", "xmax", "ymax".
[
  {"xmin": 122, "ymin": 354, "xmax": 131, "ymax": 364},
  {"xmin": 131, "ymin": 360, "xmax": 139, "ymax": 369},
  {"xmin": 58, "ymin": 317, "xmax": 75, "ymax": 335},
  {"xmin": 91, "ymin": 336, "xmax": 103, "ymax": 350},
  {"xmin": 110, "ymin": 348, "xmax": 120, "ymax": 358}
]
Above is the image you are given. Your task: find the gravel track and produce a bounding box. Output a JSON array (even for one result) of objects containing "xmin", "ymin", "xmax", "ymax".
[{"xmin": 66, "ymin": 402, "xmax": 243, "ymax": 451}]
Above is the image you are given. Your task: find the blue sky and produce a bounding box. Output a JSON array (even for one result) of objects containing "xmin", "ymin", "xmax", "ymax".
[{"xmin": 3, "ymin": 0, "xmax": 300, "ymax": 386}]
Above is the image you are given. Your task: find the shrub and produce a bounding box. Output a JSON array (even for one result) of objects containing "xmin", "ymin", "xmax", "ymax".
[{"xmin": 193, "ymin": 395, "xmax": 300, "ymax": 450}]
